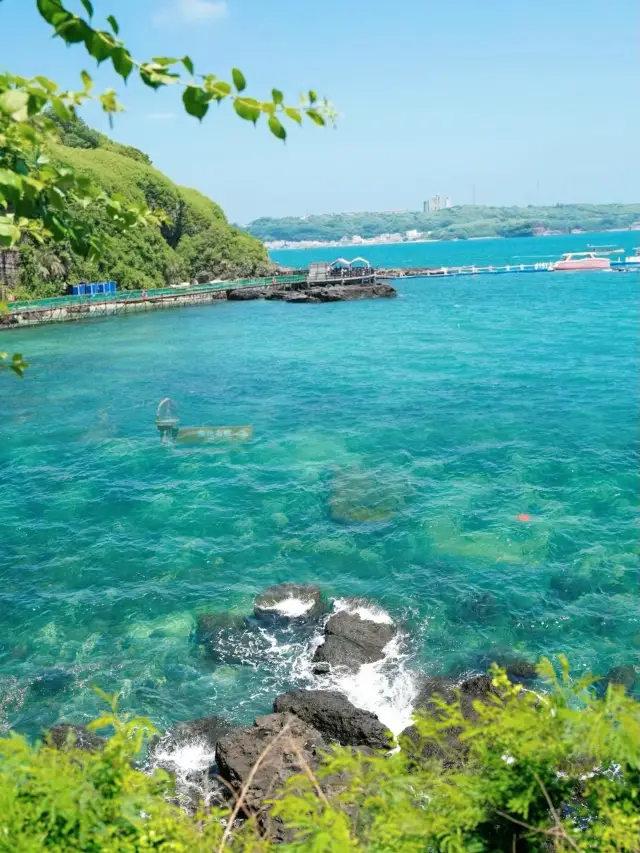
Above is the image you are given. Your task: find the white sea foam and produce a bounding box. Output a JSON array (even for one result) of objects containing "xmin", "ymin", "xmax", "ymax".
[
  {"xmin": 148, "ymin": 738, "xmax": 219, "ymax": 810},
  {"xmin": 286, "ymin": 600, "xmax": 418, "ymax": 736},
  {"xmin": 263, "ymin": 597, "xmax": 315, "ymax": 618},
  {"xmin": 332, "ymin": 597, "xmax": 394, "ymax": 625},
  {"xmin": 152, "ymin": 739, "xmax": 216, "ymax": 776},
  {"xmin": 312, "ymin": 633, "xmax": 418, "ymax": 736}
]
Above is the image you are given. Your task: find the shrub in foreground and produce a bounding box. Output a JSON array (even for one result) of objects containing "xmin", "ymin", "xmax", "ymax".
[{"xmin": 0, "ymin": 661, "xmax": 638, "ymax": 852}]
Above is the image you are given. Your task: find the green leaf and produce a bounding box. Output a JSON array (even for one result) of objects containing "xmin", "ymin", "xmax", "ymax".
[
  {"xmin": 0, "ymin": 221, "xmax": 21, "ymax": 247},
  {"xmin": 55, "ymin": 16, "xmax": 91, "ymax": 44},
  {"xmin": 152, "ymin": 56, "xmax": 179, "ymax": 67},
  {"xmin": 233, "ymin": 97, "xmax": 261, "ymax": 123},
  {"xmin": 284, "ymin": 106, "xmax": 302, "ymax": 125},
  {"xmin": 307, "ymin": 109, "xmax": 325, "ymax": 126},
  {"xmin": 34, "ymin": 76, "xmax": 58, "ymax": 93},
  {"xmin": 182, "ymin": 55, "xmax": 194, "ymax": 75},
  {"xmin": 106, "ymin": 14, "xmax": 119, "ymax": 34},
  {"xmin": 111, "ymin": 47, "xmax": 133, "ymax": 81},
  {"xmin": 272, "ymin": 88, "xmax": 284, "ymax": 105},
  {"xmin": 0, "ymin": 89, "xmax": 30, "ymax": 121},
  {"xmin": 51, "ymin": 96, "xmax": 71, "ymax": 122},
  {"xmin": 80, "ymin": 70, "xmax": 93, "ymax": 91},
  {"xmin": 206, "ymin": 80, "xmax": 232, "ymax": 100},
  {"xmin": 308, "ymin": 89, "xmax": 318, "ymax": 104},
  {"xmin": 268, "ymin": 115, "xmax": 287, "ymax": 141},
  {"xmin": 36, "ymin": 0, "xmax": 68, "ymax": 26},
  {"xmin": 232, "ymin": 67, "xmax": 246, "ymax": 92},
  {"xmin": 182, "ymin": 86, "xmax": 210, "ymax": 120},
  {"xmin": 79, "ymin": 0, "xmax": 93, "ymax": 17},
  {"xmin": 88, "ymin": 30, "xmax": 114, "ymax": 62}
]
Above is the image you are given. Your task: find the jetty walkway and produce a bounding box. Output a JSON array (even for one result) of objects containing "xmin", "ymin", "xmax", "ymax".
[
  {"xmin": 0, "ymin": 265, "xmax": 377, "ymax": 330},
  {"xmin": 380, "ymin": 262, "xmax": 555, "ymax": 278},
  {"xmin": 3, "ymin": 258, "xmax": 633, "ymax": 331}
]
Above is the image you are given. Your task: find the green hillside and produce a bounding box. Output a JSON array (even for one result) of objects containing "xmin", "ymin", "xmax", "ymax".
[
  {"xmin": 18, "ymin": 117, "xmax": 270, "ymax": 297},
  {"xmin": 247, "ymin": 203, "xmax": 640, "ymax": 243}
]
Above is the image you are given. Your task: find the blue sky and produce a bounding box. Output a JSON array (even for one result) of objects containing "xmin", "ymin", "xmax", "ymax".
[{"xmin": 2, "ymin": 0, "xmax": 638, "ymax": 222}]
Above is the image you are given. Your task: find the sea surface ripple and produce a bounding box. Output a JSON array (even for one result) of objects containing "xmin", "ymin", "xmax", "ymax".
[{"xmin": 1, "ymin": 236, "xmax": 638, "ymax": 738}]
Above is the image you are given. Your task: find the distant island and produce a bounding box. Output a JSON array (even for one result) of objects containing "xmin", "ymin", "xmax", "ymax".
[{"xmin": 245, "ymin": 204, "xmax": 640, "ymax": 249}]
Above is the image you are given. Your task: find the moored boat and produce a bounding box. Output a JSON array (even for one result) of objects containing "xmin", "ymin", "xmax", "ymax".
[{"xmin": 553, "ymin": 252, "xmax": 611, "ymax": 271}]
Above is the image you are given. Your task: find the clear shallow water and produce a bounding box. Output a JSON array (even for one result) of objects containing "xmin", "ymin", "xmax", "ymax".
[{"xmin": 1, "ymin": 234, "xmax": 638, "ymax": 742}]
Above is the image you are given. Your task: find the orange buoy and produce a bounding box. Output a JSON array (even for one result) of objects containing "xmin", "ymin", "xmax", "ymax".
[{"xmin": 516, "ymin": 513, "xmax": 531, "ymax": 522}]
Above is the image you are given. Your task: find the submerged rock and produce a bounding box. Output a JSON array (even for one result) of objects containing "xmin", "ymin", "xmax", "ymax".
[
  {"xmin": 600, "ymin": 665, "xmax": 639, "ymax": 696},
  {"xmin": 195, "ymin": 611, "xmax": 246, "ymax": 644},
  {"xmin": 29, "ymin": 669, "xmax": 74, "ymax": 698},
  {"xmin": 273, "ymin": 689, "xmax": 392, "ymax": 750},
  {"xmin": 503, "ymin": 658, "xmax": 538, "ymax": 682},
  {"xmin": 254, "ymin": 583, "xmax": 326, "ymax": 621},
  {"xmin": 312, "ymin": 610, "xmax": 396, "ymax": 670},
  {"xmin": 329, "ymin": 467, "xmax": 403, "ymax": 524},
  {"xmin": 216, "ymin": 712, "xmax": 325, "ymax": 840},
  {"xmin": 47, "ymin": 724, "xmax": 105, "ymax": 752},
  {"xmin": 194, "ymin": 611, "xmax": 258, "ymax": 666}
]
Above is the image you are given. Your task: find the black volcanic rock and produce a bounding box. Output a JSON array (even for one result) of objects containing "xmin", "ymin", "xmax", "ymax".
[
  {"xmin": 273, "ymin": 689, "xmax": 392, "ymax": 750},
  {"xmin": 312, "ymin": 611, "xmax": 396, "ymax": 670}
]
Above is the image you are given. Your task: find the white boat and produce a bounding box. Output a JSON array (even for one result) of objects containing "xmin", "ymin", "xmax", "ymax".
[
  {"xmin": 553, "ymin": 252, "xmax": 611, "ymax": 271},
  {"xmin": 624, "ymin": 248, "xmax": 640, "ymax": 264}
]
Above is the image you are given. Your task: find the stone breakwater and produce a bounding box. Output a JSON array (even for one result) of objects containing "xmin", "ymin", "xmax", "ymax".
[
  {"xmin": 2, "ymin": 282, "xmax": 396, "ymax": 330},
  {"xmin": 229, "ymin": 283, "xmax": 397, "ymax": 303},
  {"xmin": 45, "ymin": 581, "xmax": 588, "ymax": 836}
]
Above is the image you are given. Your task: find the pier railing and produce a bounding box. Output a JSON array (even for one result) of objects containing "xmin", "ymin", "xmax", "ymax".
[{"xmin": 7, "ymin": 274, "xmax": 308, "ymax": 314}]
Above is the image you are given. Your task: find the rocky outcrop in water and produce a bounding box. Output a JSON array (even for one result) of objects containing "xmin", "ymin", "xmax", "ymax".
[
  {"xmin": 226, "ymin": 287, "xmax": 270, "ymax": 300},
  {"xmin": 227, "ymin": 283, "xmax": 396, "ymax": 304},
  {"xmin": 273, "ymin": 689, "xmax": 392, "ymax": 750},
  {"xmin": 216, "ymin": 712, "xmax": 326, "ymax": 841},
  {"xmin": 400, "ymin": 674, "xmax": 504, "ymax": 767},
  {"xmin": 254, "ymin": 583, "xmax": 327, "ymax": 622},
  {"xmin": 414, "ymin": 674, "xmax": 500, "ymax": 722},
  {"xmin": 312, "ymin": 610, "xmax": 396, "ymax": 671},
  {"xmin": 281, "ymin": 284, "xmax": 396, "ymax": 303}
]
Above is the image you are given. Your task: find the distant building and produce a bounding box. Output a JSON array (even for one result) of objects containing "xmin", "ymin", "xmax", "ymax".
[
  {"xmin": 405, "ymin": 229, "xmax": 421, "ymax": 240},
  {"xmin": 444, "ymin": 197, "xmax": 452, "ymax": 209},
  {"xmin": 426, "ymin": 195, "xmax": 442, "ymax": 212}
]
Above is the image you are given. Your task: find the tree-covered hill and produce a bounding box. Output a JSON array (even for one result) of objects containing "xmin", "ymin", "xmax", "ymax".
[
  {"xmin": 246, "ymin": 203, "xmax": 640, "ymax": 243},
  {"xmin": 18, "ymin": 116, "xmax": 270, "ymax": 297}
]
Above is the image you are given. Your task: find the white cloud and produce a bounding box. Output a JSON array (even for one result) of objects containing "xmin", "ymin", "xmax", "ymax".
[
  {"xmin": 146, "ymin": 112, "xmax": 178, "ymax": 121},
  {"xmin": 154, "ymin": 0, "xmax": 228, "ymax": 26}
]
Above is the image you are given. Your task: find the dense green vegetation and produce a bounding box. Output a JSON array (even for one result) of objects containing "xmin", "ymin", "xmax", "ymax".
[
  {"xmin": 247, "ymin": 203, "xmax": 640, "ymax": 243},
  {"xmin": 1, "ymin": 662, "xmax": 638, "ymax": 852},
  {"xmin": 15, "ymin": 116, "xmax": 271, "ymax": 297}
]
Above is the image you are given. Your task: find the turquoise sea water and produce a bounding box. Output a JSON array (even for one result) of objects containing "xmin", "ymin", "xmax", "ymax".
[{"xmin": 1, "ymin": 233, "xmax": 638, "ymax": 741}]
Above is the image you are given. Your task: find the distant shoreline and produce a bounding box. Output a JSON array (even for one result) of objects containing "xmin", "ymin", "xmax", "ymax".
[{"xmin": 267, "ymin": 227, "xmax": 636, "ymax": 252}]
